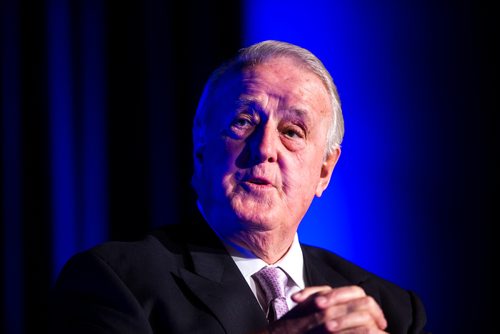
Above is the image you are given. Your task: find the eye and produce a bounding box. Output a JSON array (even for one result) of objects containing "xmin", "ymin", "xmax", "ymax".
[
  {"xmin": 231, "ymin": 116, "xmax": 253, "ymax": 129},
  {"xmin": 282, "ymin": 125, "xmax": 305, "ymax": 139},
  {"xmin": 226, "ymin": 114, "xmax": 257, "ymax": 139}
]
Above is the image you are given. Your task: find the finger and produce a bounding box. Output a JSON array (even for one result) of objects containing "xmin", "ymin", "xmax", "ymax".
[
  {"xmin": 354, "ymin": 296, "xmax": 387, "ymax": 330},
  {"xmin": 330, "ymin": 326, "xmax": 389, "ymax": 334},
  {"xmin": 326, "ymin": 309, "xmax": 386, "ymax": 332},
  {"xmin": 292, "ymin": 285, "xmax": 332, "ymax": 303},
  {"xmin": 322, "ymin": 296, "xmax": 387, "ymax": 330},
  {"xmin": 314, "ymin": 286, "xmax": 367, "ymax": 309},
  {"xmin": 268, "ymin": 309, "xmax": 325, "ymax": 334}
]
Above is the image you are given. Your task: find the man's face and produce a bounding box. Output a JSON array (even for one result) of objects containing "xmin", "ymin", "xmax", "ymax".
[{"xmin": 195, "ymin": 56, "xmax": 340, "ymax": 238}]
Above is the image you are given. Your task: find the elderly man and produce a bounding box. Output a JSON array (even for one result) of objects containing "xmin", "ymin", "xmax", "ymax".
[{"xmin": 50, "ymin": 40, "xmax": 428, "ymax": 334}]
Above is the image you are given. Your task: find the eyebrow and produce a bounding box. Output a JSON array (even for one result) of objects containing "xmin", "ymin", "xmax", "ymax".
[
  {"xmin": 235, "ymin": 96, "xmax": 258, "ymax": 112},
  {"xmin": 237, "ymin": 97, "xmax": 310, "ymax": 116},
  {"xmin": 286, "ymin": 107, "xmax": 310, "ymax": 119}
]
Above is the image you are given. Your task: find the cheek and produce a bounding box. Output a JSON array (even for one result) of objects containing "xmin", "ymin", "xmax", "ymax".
[
  {"xmin": 281, "ymin": 159, "xmax": 312, "ymax": 189},
  {"xmin": 204, "ymin": 139, "xmax": 242, "ymax": 177},
  {"xmin": 282, "ymin": 152, "xmax": 323, "ymax": 192}
]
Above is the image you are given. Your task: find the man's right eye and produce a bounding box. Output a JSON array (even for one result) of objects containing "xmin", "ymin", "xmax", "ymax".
[{"xmin": 230, "ymin": 117, "xmax": 253, "ymax": 129}]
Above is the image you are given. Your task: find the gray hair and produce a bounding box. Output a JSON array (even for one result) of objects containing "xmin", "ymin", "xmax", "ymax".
[{"xmin": 193, "ymin": 40, "xmax": 344, "ymax": 159}]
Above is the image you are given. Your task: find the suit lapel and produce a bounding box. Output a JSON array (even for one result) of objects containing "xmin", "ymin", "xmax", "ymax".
[
  {"xmin": 302, "ymin": 246, "xmax": 356, "ymax": 288},
  {"xmin": 177, "ymin": 217, "xmax": 267, "ymax": 334}
]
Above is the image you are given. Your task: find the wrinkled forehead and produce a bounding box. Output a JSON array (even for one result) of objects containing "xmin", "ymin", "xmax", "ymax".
[
  {"xmin": 214, "ymin": 56, "xmax": 307, "ymax": 87},
  {"xmin": 206, "ymin": 58, "xmax": 327, "ymax": 114}
]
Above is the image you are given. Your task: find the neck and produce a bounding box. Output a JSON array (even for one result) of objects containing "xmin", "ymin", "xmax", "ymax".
[
  {"xmin": 227, "ymin": 229, "xmax": 296, "ymax": 264},
  {"xmin": 196, "ymin": 202, "xmax": 298, "ymax": 264}
]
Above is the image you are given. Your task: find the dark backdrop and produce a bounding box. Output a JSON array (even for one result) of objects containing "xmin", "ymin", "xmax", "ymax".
[
  {"xmin": 1, "ymin": 0, "xmax": 497, "ymax": 333},
  {"xmin": 1, "ymin": 1, "xmax": 242, "ymax": 333}
]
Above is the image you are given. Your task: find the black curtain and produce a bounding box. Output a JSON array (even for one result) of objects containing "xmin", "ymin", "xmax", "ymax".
[{"xmin": 1, "ymin": 1, "xmax": 242, "ymax": 333}]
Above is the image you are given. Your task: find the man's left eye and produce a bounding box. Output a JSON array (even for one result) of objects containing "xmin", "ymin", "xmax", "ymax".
[{"xmin": 282, "ymin": 127, "xmax": 304, "ymax": 139}]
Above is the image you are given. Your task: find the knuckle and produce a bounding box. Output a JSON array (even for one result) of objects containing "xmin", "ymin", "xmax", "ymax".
[
  {"xmin": 351, "ymin": 285, "xmax": 366, "ymax": 295},
  {"xmin": 360, "ymin": 295, "xmax": 376, "ymax": 307},
  {"xmin": 365, "ymin": 295, "xmax": 377, "ymax": 306},
  {"xmin": 326, "ymin": 303, "xmax": 347, "ymax": 318},
  {"xmin": 358, "ymin": 310, "xmax": 372, "ymax": 321}
]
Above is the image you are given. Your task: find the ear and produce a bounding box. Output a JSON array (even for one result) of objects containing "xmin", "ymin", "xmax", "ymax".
[
  {"xmin": 195, "ymin": 144, "xmax": 204, "ymax": 163},
  {"xmin": 193, "ymin": 143, "xmax": 205, "ymax": 174},
  {"xmin": 315, "ymin": 147, "xmax": 341, "ymax": 197},
  {"xmin": 191, "ymin": 143, "xmax": 205, "ymax": 193},
  {"xmin": 193, "ymin": 123, "xmax": 206, "ymax": 165}
]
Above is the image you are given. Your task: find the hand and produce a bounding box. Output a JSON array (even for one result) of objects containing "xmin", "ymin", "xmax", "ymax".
[{"xmin": 267, "ymin": 285, "xmax": 388, "ymax": 334}]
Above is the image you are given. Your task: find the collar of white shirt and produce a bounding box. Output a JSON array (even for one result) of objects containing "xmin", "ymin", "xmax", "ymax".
[{"xmin": 221, "ymin": 233, "xmax": 305, "ymax": 311}]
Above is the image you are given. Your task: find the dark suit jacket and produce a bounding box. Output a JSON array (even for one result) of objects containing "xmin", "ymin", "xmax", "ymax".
[{"xmin": 49, "ymin": 214, "xmax": 429, "ymax": 334}]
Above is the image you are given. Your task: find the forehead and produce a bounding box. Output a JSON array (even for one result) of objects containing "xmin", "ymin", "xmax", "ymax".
[{"xmin": 210, "ymin": 57, "xmax": 331, "ymax": 117}]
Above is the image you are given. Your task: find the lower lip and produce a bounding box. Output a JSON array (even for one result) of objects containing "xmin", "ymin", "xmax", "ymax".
[{"xmin": 242, "ymin": 181, "xmax": 274, "ymax": 191}]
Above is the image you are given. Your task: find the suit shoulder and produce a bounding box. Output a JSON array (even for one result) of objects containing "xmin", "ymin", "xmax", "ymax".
[
  {"xmin": 93, "ymin": 223, "xmax": 186, "ymax": 255},
  {"xmin": 60, "ymin": 224, "xmax": 189, "ymax": 281},
  {"xmin": 301, "ymin": 243, "xmax": 411, "ymax": 296}
]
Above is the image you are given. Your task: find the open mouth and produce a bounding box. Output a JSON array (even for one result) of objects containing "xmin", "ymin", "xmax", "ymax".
[
  {"xmin": 248, "ymin": 178, "xmax": 270, "ymax": 185},
  {"xmin": 242, "ymin": 176, "xmax": 275, "ymax": 191}
]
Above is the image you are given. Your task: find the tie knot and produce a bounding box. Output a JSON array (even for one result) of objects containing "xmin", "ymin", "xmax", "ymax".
[{"xmin": 253, "ymin": 266, "xmax": 288, "ymax": 302}]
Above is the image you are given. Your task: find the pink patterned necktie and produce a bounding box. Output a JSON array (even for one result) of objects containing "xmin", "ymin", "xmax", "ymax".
[{"xmin": 253, "ymin": 266, "xmax": 289, "ymax": 322}]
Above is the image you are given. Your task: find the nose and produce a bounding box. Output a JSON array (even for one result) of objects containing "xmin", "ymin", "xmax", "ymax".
[{"xmin": 250, "ymin": 123, "xmax": 278, "ymax": 163}]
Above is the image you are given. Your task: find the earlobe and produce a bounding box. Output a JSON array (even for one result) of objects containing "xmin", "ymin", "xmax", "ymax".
[{"xmin": 315, "ymin": 147, "xmax": 341, "ymax": 197}]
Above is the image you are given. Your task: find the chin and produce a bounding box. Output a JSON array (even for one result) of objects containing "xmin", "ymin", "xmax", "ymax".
[{"xmin": 230, "ymin": 198, "xmax": 280, "ymax": 230}]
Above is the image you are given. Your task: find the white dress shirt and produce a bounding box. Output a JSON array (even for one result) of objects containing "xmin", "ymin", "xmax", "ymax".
[{"xmin": 221, "ymin": 234, "xmax": 306, "ymax": 312}]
